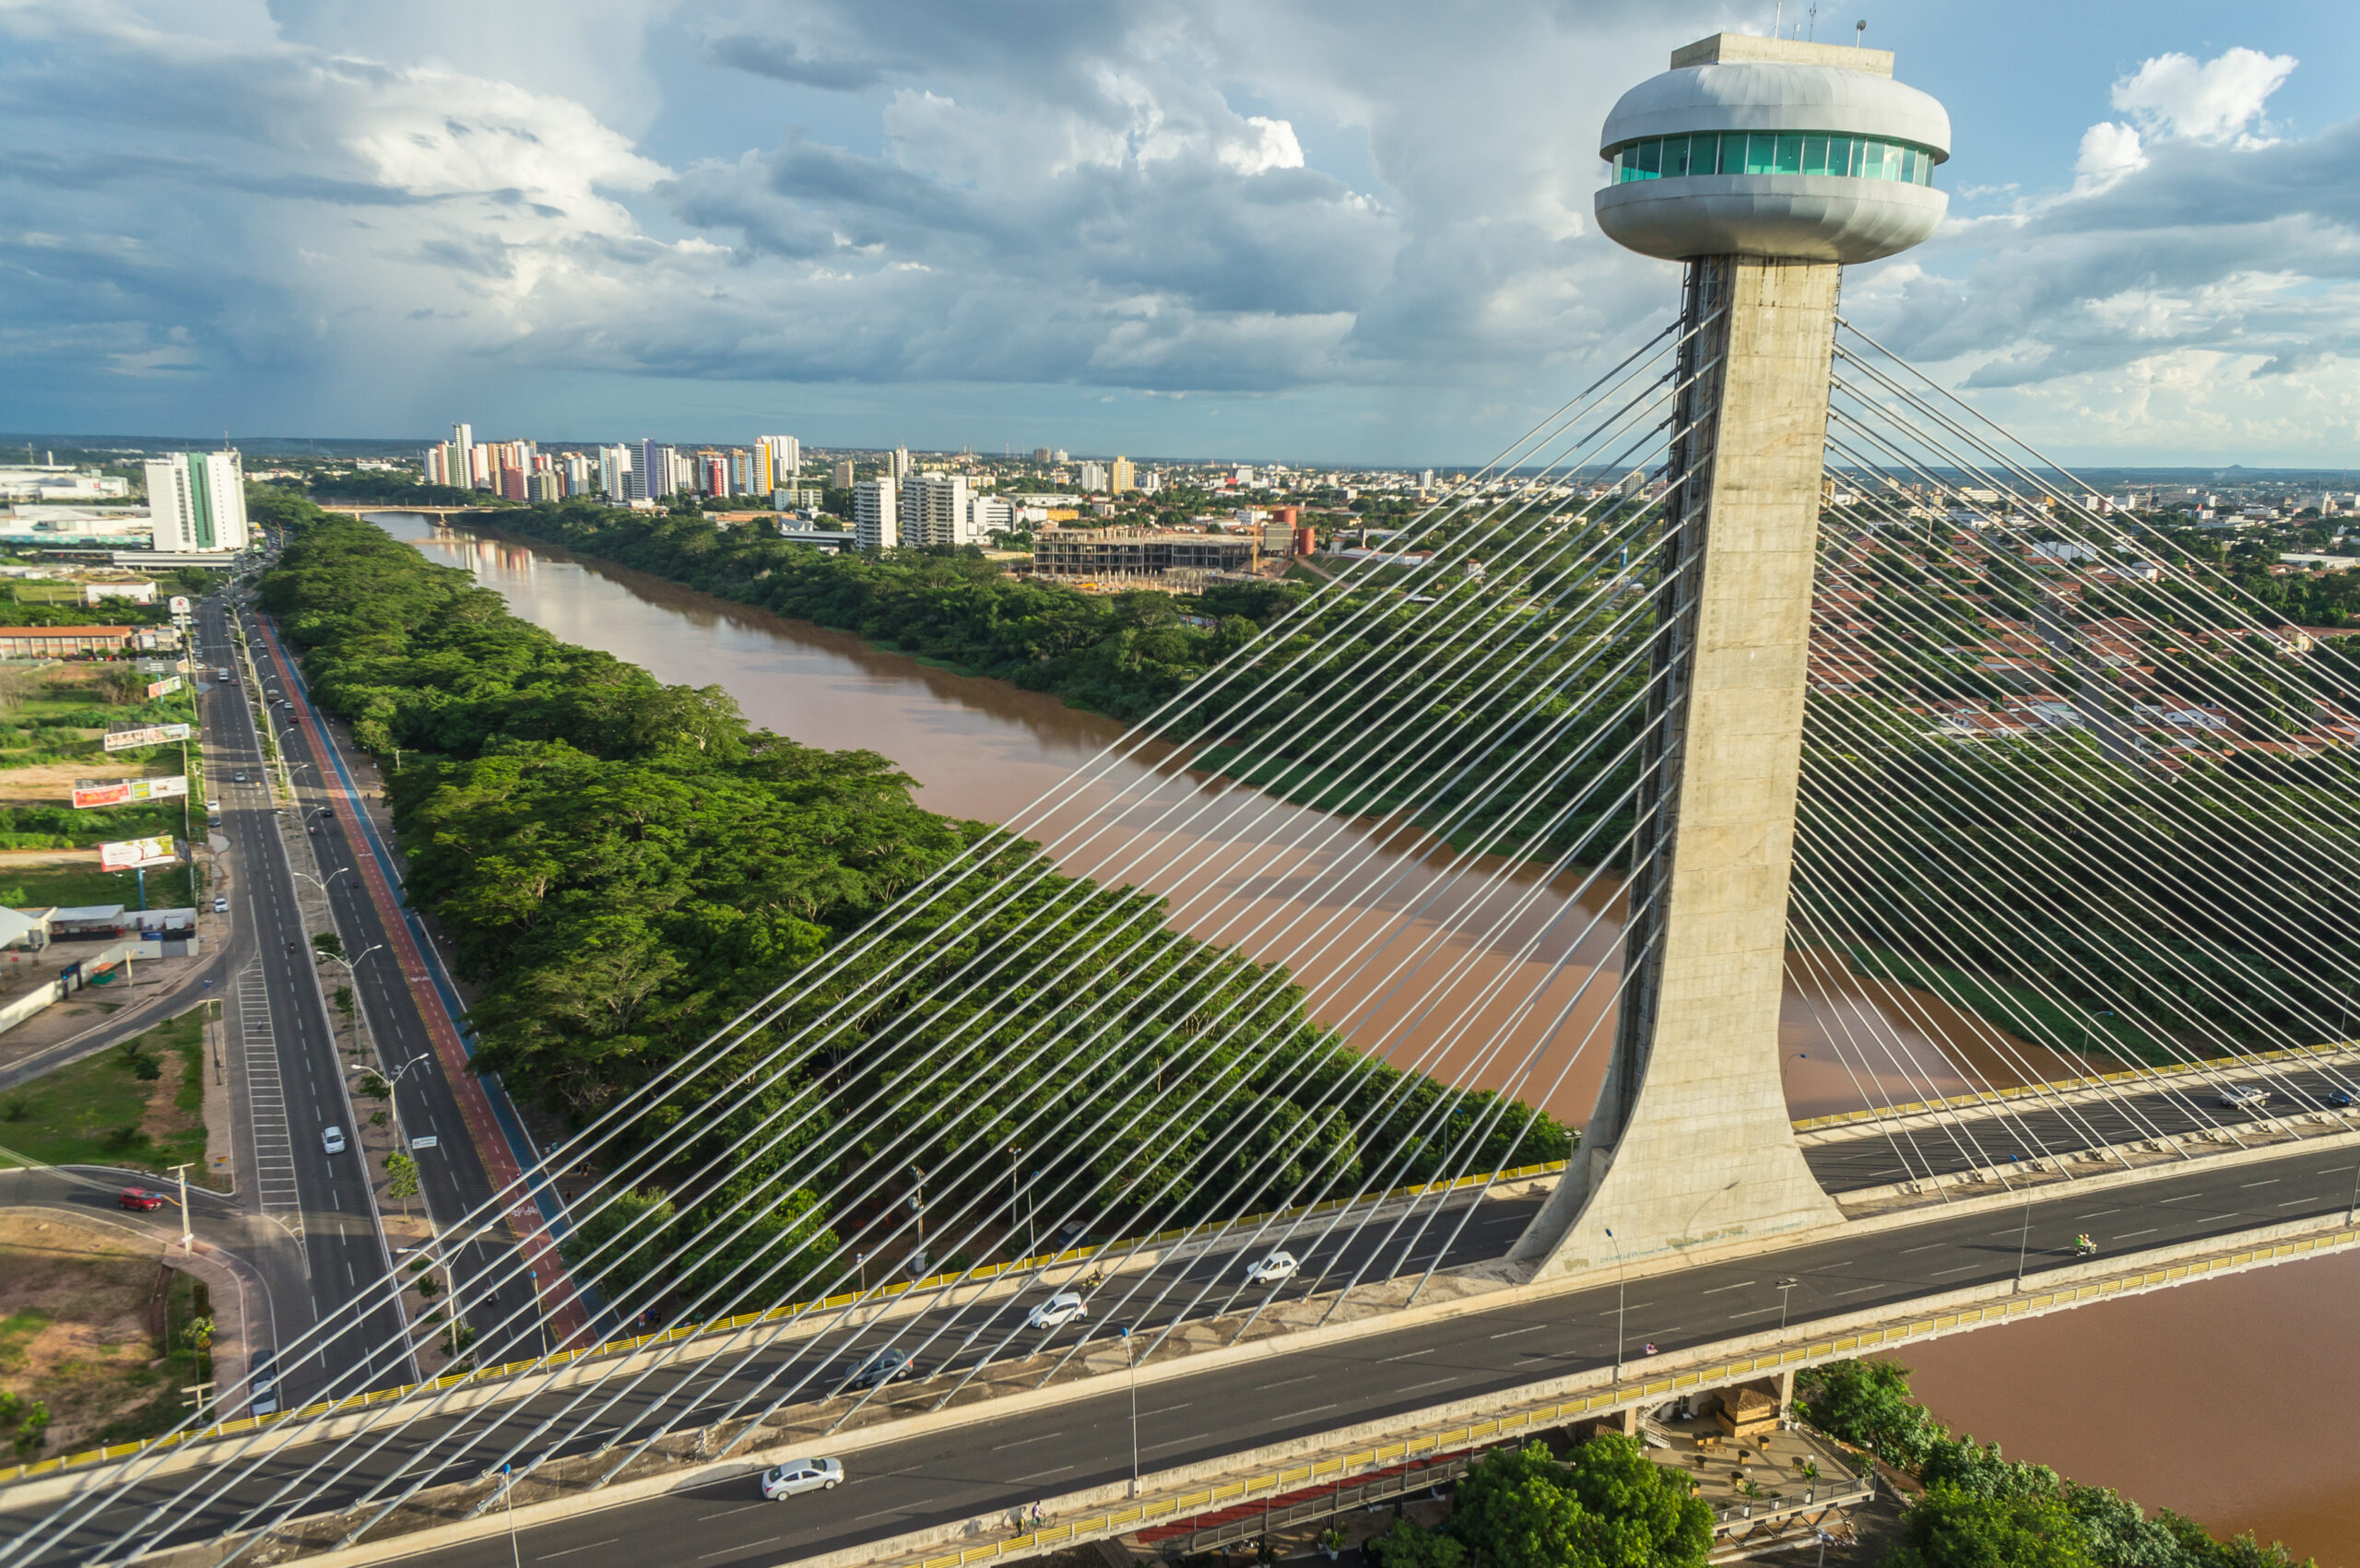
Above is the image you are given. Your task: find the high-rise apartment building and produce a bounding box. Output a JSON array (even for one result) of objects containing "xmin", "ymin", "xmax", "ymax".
[
  {"xmin": 832, "ymin": 460, "xmax": 856, "ymax": 489},
  {"xmin": 1032, "ymin": 447, "xmax": 1053, "ymax": 464},
  {"xmin": 637, "ymin": 440, "xmax": 673, "ymax": 500},
  {"xmin": 1110, "ymin": 457, "xmax": 1135, "ymax": 494},
  {"xmin": 143, "ymin": 452, "xmax": 251, "ymax": 552},
  {"xmin": 891, "ymin": 447, "xmax": 914, "ymax": 480},
  {"xmin": 598, "ymin": 444, "xmax": 632, "ymax": 500},
  {"xmin": 854, "ymin": 477, "xmax": 899, "ymax": 550},
  {"xmin": 760, "ymin": 435, "xmax": 800, "ymax": 486},
  {"xmin": 899, "ymin": 473, "xmax": 973, "ymax": 548},
  {"xmin": 1078, "ymin": 461, "xmax": 1108, "ymax": 493}
]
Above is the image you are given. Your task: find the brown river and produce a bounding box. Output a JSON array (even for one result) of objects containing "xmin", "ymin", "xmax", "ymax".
[{"xmin": 373, "ymin": 513, "xmax": 2357, "ymax": 1563}]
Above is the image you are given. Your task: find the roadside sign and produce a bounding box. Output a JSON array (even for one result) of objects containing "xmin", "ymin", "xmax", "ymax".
[{"xmin": 410, "ymin": 1136, "xmax": 440, "ymax": 1149}]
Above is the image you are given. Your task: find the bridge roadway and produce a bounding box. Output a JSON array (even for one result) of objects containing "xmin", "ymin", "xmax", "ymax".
[
  {"xmin": 10, "ymin": 1144, "xmax": 2357, "ymax": 1566},
  {"xmin": 0, "ymin": 1190, "xmax": 1545, "ymax": 1563},
  {"xmin": 1804, "ymin": 1067, "xmax": 2360, "ymax": 1193}
]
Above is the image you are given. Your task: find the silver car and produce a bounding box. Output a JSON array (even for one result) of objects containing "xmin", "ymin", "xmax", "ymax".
[{"xmin": 761, "ymin": 1457, "xmax": 844, "ymax": 1499}]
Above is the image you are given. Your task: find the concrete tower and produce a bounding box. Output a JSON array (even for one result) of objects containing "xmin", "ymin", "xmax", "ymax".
[{"xmin": 1514, "ymin": 33, "xmax": 1948, "ymax": 1279}]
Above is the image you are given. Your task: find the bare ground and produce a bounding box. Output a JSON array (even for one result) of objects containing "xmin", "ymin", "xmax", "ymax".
[{"xmin": 0, "ymin": 1213, "xmax": 171, "ymax": 1453}]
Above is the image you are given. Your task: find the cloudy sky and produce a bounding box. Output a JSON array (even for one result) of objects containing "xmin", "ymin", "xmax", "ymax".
[{"xmin": 4, "ymin": 0, "xmax": 2354, "ymax": 465}]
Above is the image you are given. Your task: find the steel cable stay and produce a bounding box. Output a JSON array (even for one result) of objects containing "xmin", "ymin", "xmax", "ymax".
[
  {"xmin": 412, "ymin": 616, "xmax": 1691, "ymax": 1517},
  {"xmin": 9, "ymin": 340, "xmax": 1706, "ymax": 1568},
  {"xmin": 91, "ymin": 398, "xmax": 1717, "ymax": 1558},
  {"xmin": 1779, "ymin": 938, "xmax": 1970, "ymax": 1188},
  {"xmin": 1819, "ymin": 399, "xmax": 2360, "ymax": 956},
  {"xmin": 1812, "ymin": 423, "xmax": 2360, "ymax": 1084},
  {"xmin": 1792, "ymin": 498, "xmax": 2360, "ymax": 1132},
  {"xmin": 478, "ymin": 651, "xmax": 1693, "ymax": 1503}
]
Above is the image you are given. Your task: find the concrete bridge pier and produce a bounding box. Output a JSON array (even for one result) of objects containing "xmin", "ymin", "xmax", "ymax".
[{"xmin": 1510, "ymin": 32, "xmax": 1952, "ymax": 1280}]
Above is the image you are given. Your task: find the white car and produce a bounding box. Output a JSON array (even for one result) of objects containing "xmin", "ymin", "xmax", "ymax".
[
  {"xmin": 2217, "ymin": 1084, "xmax": 2270, "ymax": 1109},
  {"xmin": 761, "ymin": 1457, "xmax": 844, "ymax": 1499},
  {"xmin": 1244, "ymin": 1251, "xmax": 1299, "ymax": 1285},
  {"xmin": 321, "ymin": 1126, "xmax": 347, "ymax": 1155},
  {"xmin": 1025, "ymin": 1291, "xmax": 1089, "ymax": 1330}
]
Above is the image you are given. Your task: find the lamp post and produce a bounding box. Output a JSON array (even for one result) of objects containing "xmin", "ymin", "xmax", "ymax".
[
  {"xmin": 1122, "ymin": 1324, "xmax": 1140, "ymax": 1498},
  {"xmin": 167, "ymin": 1161, "xmax": 195, "ymax": 1253},
  {"xmin": 2013, "ymin": 1182, "xmax": 2033, "ymax": 1292},
  {"xmin": 1607, "ymin": 1226, "xmax": 1626, "ymax": 1383},
  {"xmin": 314, "ymin": 940, "xmax": 384, "ymax": 1055},
  {"xmin": 1776, "ymin": 1277, "xmax": 1800, "ymax": 1332}
]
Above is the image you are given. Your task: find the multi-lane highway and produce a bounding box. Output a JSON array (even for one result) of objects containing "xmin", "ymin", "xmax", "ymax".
[
  {"xmin": 5, "ymin": 1139, "xmax": 2353, "ymax": 1568},
  {"xmin": 1805, "ymin": 1064, "xmax": 2360, "ymax": 1192},
  {"xmin": 219, "ymin": 591, "xmax": 548, "ymax": 1369},
  {"xmin": 199, "ymin": 595, "xmax": 414, "ymax": 1402}
]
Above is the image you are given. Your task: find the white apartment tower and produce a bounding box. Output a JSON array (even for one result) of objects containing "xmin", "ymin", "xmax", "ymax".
[
  {"xmin": 144, "ymin": 452, "xmax": 251, "ymax": 552},
  {"xmin": 854, "ymin": 477, "xmax": 899, "ymax": 550},
  {"xmin": 598, "ymin": 444, "xmax": 633, "ymax": 500},
  {"xmin": 890, "ymin": 447, "xmax": 914, "ymax": 480},
  {"xmin": 760, "ymin": 435, "xmax": 800, "ymax": 486},
  {"xmin": 899, "ymin": 473, "xmax": 974, "ymax": 547}
]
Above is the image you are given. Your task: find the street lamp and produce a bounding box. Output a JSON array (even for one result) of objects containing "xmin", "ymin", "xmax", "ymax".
[
  {"xmin": 1776, "ymin": 1278, "xmax": 1800, "ymax": 1332},
  {"xmin": 374, "ymin": 1053, "xmax": 437, "ymax": 1151},
  {"xmin": 167, "ymin": 1161, "xmax": 196, "ymax": 1252},
  {"xmin": 290, "ymin": 867, "xmax": 352, "ymax": 899},
  {"xmin": 2012, "ymin": 1181, "xmax": 2033, "ymax": 1292},
  {"xmin": 316, "ymin": 942, "xmax": 385, "ymax": 1055},
  {"xmin": 1606, "ymin": 1226, "xmax": 1626, "ymax": 1384},
  {"xmin": 1121, "ymin": 1324, "xmax": 1140, "ymax": 1498}
]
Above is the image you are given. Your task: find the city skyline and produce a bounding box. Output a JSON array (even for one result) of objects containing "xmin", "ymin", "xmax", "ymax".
[{"xmin": 2, "ymin": 1, "xmax": 2354, "ymax": 464}]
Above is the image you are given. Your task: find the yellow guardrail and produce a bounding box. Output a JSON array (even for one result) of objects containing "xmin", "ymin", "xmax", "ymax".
[
  {"xmin": 1791, "ymin": 1040, "xmax": 2360, "ymax": 1132},
  {"xmin": 0, "ymin": 1159, "xmax": 1567, "ymax": 1485},
  {"xmin": 897, "ymin": 1221, "xmax": 2360, "ymax": 1568}
]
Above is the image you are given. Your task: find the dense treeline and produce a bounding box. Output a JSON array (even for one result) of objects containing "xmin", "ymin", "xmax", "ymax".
[
  {"xmin": 1799, "ymin": 1360, "xmax": 2308, "ymax": 1568},
  {"xmin": 430, "ymin": 499, "xmax": 1659, "ymax": 867},
  {"xmin": 254, "ymin": 500, "xmax": 1569, "ymax": 1307}
]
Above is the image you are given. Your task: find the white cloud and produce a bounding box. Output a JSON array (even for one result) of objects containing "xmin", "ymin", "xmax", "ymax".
[
  {"xmin": 2109, "ymin": 47, "xmax": 2297, "ymax": 147},
  {"xmin": 2071, "ymin": 122, "xmax": 2145, "ymax": 196}
]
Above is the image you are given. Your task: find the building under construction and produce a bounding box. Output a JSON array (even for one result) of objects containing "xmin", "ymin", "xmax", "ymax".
[{"xmin": 1032, "ymin": 525, "xmax": 1258, "ymax": 582}]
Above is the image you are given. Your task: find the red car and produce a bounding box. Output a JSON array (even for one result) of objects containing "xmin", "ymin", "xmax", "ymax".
[{"xmin": 117, "ymin": 1188, "xmax": 168, "ymax": 1212}]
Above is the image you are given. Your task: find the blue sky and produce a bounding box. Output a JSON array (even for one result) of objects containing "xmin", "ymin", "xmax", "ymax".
[{"xmin": 4, "ymin": 0, "xmax": 2355, "ymax": 465}]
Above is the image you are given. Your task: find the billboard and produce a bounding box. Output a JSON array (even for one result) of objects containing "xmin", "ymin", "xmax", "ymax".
[
  {"xmin": 72, "ymin": 775, "xmax": 190, "ymax": 809},
  {"xmin": 103, "ymin": 723, "xmax": 193, "ymax": 753},
  {"xmin": 145, "ymin": 676, "xmax": 184, "ymax": 700},
  {"xmin": 100, "ymin": 836, "xmax": 179, "ymax": 871},
  {"xmin": 169, "ymin": 595, "xmax": 191, "ymax": 616}
]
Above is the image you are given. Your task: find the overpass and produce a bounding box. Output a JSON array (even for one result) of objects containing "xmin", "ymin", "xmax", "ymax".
[{"xmin": 6, "ymin": 31, "xmax": 2359, "ymax": 1568}]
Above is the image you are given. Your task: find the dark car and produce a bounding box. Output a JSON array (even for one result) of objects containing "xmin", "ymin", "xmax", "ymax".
[
  {"xmin": 2329, "ymin": 1089, "xmax": 2356, "ymax": 1108},
  {"xmin": 117, "ymin": 1188, "xmax": 168, "ymax": 1211},
  {"xmin": 836, "ymin": 1350, "xmax": 921, "ymax": 1393}
]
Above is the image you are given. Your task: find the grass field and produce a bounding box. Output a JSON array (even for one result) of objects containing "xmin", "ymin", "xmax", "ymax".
[{"xmin": 0, "ymin": 1010, "xmax": 207, "ymax": 1174}]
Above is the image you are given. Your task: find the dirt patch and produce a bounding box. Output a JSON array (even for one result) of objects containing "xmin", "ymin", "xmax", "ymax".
[
  {"xmin": 0, "ymin": 1213, "xmax": 179, "ymax": 1454},
  {"xmin": 136, "ymin": 1043, "xmax": 196, "ymax": 1147}
]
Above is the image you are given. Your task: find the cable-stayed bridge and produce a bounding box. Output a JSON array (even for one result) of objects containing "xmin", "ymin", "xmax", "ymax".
[{"xmin": 8, "ymin": 30, "xmax": 2360, "ymax": 1568}]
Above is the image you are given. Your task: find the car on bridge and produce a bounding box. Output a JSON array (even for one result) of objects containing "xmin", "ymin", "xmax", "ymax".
[
  {"xmin": 116, "ymin": 1187, "xmax": 168, "ymax": 1211},
  {"xmin": 1244, "ymin": 1251, "xmax": 1300, "ymax": 1285},
  {"xmin": 322, "ymin": 1126, "xmax": 348, "ymax": 1155},
  {"xmin": 2217, "ymin": 1084, "xmax": 2271, "ymax": 1109},
  {"xmin": 1024, "ymin": 1291, "xmax": 1089, "ymax": 1330},
  {"xmin": 249, "ymin": 1351, "xmax": 279, "ymax": 1418},
  {"xmin": 2328, "ymin": 1088, "xmax": 2356, "ymax": 1108},
  {"xmin": 761, "ymin": 1457, "xmax": 843, "ymax": 1499},
  {"xmin": 836, "ymin": 1349, "xmax": 920, "ymax": 1392}
]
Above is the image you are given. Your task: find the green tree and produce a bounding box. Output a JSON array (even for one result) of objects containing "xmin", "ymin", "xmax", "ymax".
[
  {"xmin": 312, "ymin": 931, "xmax": 345, "ymax": 961},
  {"xmin": 1796, "ymin": 1358, "xmax": 1943, "ymax": 1467},
  {"xmin": 1888, "ymin": 1484, "xmax": 2097, "ymax": 1568},
  {"xmin": 384, "ymin": 1151, "xmax": 419, "ymax": 1217},
  {"xmin": 1451, "ymin": 1438, "xmax": 1710, "ymax": 1568},
  {"xmin": 557, "ymin": 1186, "xmax": 678, "ymax": 1305},
  {"xmin": 1365, "ymin": 1516, "xmax": 1465, "ymax": 1568}
]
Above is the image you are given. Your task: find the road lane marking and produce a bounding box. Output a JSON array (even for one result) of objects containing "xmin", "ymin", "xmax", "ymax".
[
  {"xmin": 1929, "ymin": 1265, "xmax": 1979, "ymax": 1278},
  {"xmin": 1726, "ymin": 1305, "xmax": 1781, "ymax": 1318},
  {"xmin": 1139, "ymin": 1402, "xmax": 1193, "ymax": 1418},
  {"xmin": 537, "ymin": 1539, "xmax": 620, "ymax": 1559},
  {"xmin": 1399, "ymin": 1377, "xmax": 1458, "ymax": 1392},
  {"xmin": 1899, "ymin": 1244, "xmax": 1944, "ymax": 1254},
  {"xmin": 1828, "ymin": 1286, "xmax": 1877, "ymax": 1298},
  {"xmin": 2239, "ymin": 1179, "xmax": 2281, "ymax": 1188},
  {"xmin": 1264, "ymin": 1374, "xmax": 1315, "ymax": 1389},
  {"xmin": 1378, "ymin": 1347, "xmax": 1436, "ymax": 1362},
  {"xmin": 1699, "ymin": 1280, "xmax": 1756, "ymax": 1295},
  {"xmin": 1012, "ymin": 1465, "xmax": 1074, "ymax": 1483},
  {"xmin": 2074, "ymin": 1209, "xmax": 2119, "ymax": 1219},
  {"xmin": 2155, "ymin": 1194, "xmax": 2201, "ymax": 1204},
  {"xmin": 1274, "ymin": 1405, "xmax": 1338, "ymax": 1421},
  {"xmin": 1488, "ymin": 1324, "xmax": 1548, "ymax": 1339},
  {"xmin": 697, "ymin": 1539, "xmax": 780, "ymax": 1560},
  {"xmin": 2114, "ymin": 1228, "xmax": 2158, "ymax": 1239},
  {"xmin": 990, "ymin": 1431, "xmax": 1064, "ymax": 1450}
]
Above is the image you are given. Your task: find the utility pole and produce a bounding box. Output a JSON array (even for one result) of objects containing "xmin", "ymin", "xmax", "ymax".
[
  {"xmin": 167, "ymin": 1162, "xmax": 195, "ymax": 1252},
  {"xmin": 1608, "ymin": 1226, "xmax": 1626, "ymax": 1382},
  {"xmin": 1123, "ymin": 1324, "xmax": 1140, "ymax": 1498},
  {"xmin": 2013, "ymin": 1184, "xmax": 2033, "ymax": 1291}
]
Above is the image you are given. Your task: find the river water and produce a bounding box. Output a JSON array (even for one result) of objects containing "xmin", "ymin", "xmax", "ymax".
[{"xmin": 370, "ymin": 513, "xmax": 2355, "ymax": 1563}]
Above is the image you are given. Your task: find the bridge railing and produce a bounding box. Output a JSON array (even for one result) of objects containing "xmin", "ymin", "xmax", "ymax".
[
  {"xmin": 0, "ymin": 1158, "xmax": 1566, "ymax": 1487},
  {"xmin": 1792, "ymin": 1040, "xmax": 2359, "ymax": 1132}
]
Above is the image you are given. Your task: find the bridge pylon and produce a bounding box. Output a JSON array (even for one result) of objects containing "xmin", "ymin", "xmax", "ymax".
[{"xmin": 1512, "ymin": 32, "xmax": 1951, "ymax": 1279}]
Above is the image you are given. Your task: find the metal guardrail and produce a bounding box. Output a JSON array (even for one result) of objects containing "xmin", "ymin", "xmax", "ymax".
[
  {"xmin": 1712, "ymin": 1480, "xmax": 1874, "ymax": 1529},
  {"xmin": 1792, "ymin": 1040, "xmax": 2360, "ymax": 1131},
  {"xmin": 0, "ymin": 1159, "xmax": 1566, "ymax": 1486},
  {"xmin": 1160, "ymin": 1453, "xmax": 1473, "ymax": 1556}
]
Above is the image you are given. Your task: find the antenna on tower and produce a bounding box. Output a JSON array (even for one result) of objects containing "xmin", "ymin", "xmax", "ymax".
[
  {"xmin": 1808, "ymin": 4, "xmax": 1819, "ymax": 39},
  {"xmin": 1772, "ymin": 0, "xmax": 1783, "ymax": 36}
]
